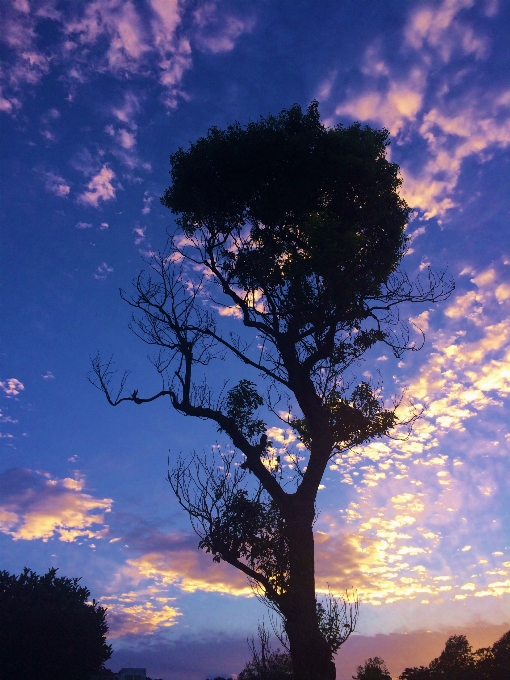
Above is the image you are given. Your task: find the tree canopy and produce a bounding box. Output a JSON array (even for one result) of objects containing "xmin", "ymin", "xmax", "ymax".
[
  {"xmin": 0, "ymin": 567, "xmax": 112, "ymax": 680},
  {"xmin": 92, "ymin": 101, "xmax": 451, "ymax": 680},
  {"xmin": 352, "ymin": 657, "xmax": 392, "ymax": 680}
]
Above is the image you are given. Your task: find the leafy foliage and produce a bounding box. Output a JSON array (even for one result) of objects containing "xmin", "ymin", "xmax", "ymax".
[
  {"xmin": 223, "ymin": 379, "xmax": 266, "ymax": 440},
  {"xmin": 199, "ymin": 488, "xmax": 288, "ymax": 595},
  {"xmin": 0, "ymin": 567, "xmax": 112, "ymax": 680}
]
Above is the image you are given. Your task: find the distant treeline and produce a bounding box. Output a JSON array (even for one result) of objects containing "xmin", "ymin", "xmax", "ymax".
[{"xmin": 208, "ymin": 628, "xmax": 510, "ymax": 680}]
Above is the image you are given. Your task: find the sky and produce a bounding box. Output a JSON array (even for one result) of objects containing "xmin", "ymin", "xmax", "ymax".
[{"xmin": 1, "ymin": 0, "xmax": 510, "ymax": 678}]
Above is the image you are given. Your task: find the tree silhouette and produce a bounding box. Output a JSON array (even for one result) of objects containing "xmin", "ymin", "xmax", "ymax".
[
  {"xmin": 91, "ymin": 102, "xmax": 452, "ymax": 680},
  {"xmin": 479, "ymin": 629, "xmax": 510, "ymax": 678},
  {"xmin": 238, "ymin": 623, "xmax": 294, "ymax": 680},
  {"xmin": 352, "ymin": 657, "xmax": 392, "ymax": 680},
  {"xmin": 399, "ymin": 631, "xmax": 510, "ymax": 679},
  {"xmin": 0, "ymin": 567, "xmax": 112, "ymax": 680}
]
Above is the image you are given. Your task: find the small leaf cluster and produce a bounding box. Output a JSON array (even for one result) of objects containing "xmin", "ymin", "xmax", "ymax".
[
  {"xmin": 293, "ymin": 381, "xmax": 396, "ymax": 452},
  {"xmin": 224, "ymin": 379, "xmax": 266, "ymax": 440},
  {"xmin": 199, "ymin": 490, "xmax": 289, "ymax": 593}
]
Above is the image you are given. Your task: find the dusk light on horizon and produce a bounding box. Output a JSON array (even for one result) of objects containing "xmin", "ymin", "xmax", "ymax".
[{"xmin": 1, "ymin": 1, "xmax": 510, "ymax": 678}]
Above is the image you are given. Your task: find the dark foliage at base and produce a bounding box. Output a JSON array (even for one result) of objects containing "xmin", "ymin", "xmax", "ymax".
[{"xmin": 0, "ymin": 567, "xmax": 112, "ymax": 680}]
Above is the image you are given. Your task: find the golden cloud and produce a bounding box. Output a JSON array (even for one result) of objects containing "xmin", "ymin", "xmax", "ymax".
[
  {"xmin": 101, "ymin": 586, "xmax": 182, "ymax": 637},
  {"xmin": 0, "ymin": 468, "xmax": 112, "ymax": 542},
  {"xmin": 126, "ymin": 548, "xmax": 252, "ymax": 597},
  {"xmin": 319, "ymin": 267, "xmax": 510, "ymax": 607}
]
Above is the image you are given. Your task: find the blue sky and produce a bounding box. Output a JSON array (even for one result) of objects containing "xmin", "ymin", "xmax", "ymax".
[{"xmin": 1, "ymin": 1, "xmax": 510, "ymax": 678}]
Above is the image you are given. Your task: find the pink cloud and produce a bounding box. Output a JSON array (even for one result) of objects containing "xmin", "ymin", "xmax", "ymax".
[
  {"xmin": 405, "ymin": 0, "xmax": 488, "ymax": 62},
  {"xmin": 0, "ymin": 1, "xmax": 252, "ymax": 115},
  {"xmin": 0, "ymin": 378, "xmax": 24, "ymax": 397},
  {"xmin": 193, "ymin": 6, "xmax": 256, "ymax": 54},
  {"xmin": 42, "ymin": 171, "xmax": 70, "ymax": 196},
  {"xmin": 133, "ymin": 225, "xmax": 146, "ymax": 244},
  {"xmin": 329, "ymin": 0, "xmax": 509, "ymax": 220},
  {"xmin": 94, "ymin": 262, "xmax": 114, "ymax": 279},
  {"xmin": 77, "ymin": 165, "xmax": 117, "ymax": 207},
  {"xmin": 119, "ymin": 128, "xmax": 136, "ymax": 149}
]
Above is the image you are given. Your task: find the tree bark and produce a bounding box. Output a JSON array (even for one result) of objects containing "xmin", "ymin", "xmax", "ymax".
[{"xmin": 281, "ymin": 498, "xmax": 336, "ymax": 680}]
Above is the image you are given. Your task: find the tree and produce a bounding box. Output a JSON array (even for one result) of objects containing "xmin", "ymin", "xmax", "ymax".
[
  {"xmin": 352, "ymin": 657, "xmax": 392, "ymax": 680},
  {"xmin": 91, "ymin": 101, "xmax": 451, "ymax": 680},
  {"xmin": 399, "ymin": 634, "xmax": 478, "ymax": 680},
  {"xmin": 0, "ymin": 567, "xmax": 112, "ymax": 680},
  {"xmin": 473, "ymin": 630, "xmax": 510, "ymax": 680},
  {"xmin": 238, "ymin": 623, "xmax": 294, "ymax": 680}
]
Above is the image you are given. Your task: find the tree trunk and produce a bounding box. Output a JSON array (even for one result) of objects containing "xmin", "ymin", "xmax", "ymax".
[{"xmin": 282, "ymin": 500, "xmax": 336, "ymax": 680}]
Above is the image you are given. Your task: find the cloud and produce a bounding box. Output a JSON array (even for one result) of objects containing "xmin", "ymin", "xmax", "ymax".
[
  {"xmin": 330, "ymin": 0, "xmax": 509, "ymax": 220},
  {"xmin": 141, "ymin": 191, "xmax": 154, "ymax": 214},
  {"xmin": 404, "ymin": 0, "xmax": 488, "ymax": 62},
  {"xmin": 112, "ymin": 90, "xmax": 140, "ymax": 125},
  {"xmin": 104, "ymin": 633, "xmax": 251, "ymax": 680},
  {"xmin": 75, "ymin": 221, "xmax": 93, "ymax": 229},
  {"xmin": 98, "ymin": 624, "xmax": 510, "ymax": 680},
  {"xmin": 335, "ymin": 66, "xmax": 425, "ymax": 136},
  {"xmin": 193, "ymin": 4, "xmax": 255, "ymax": 54},
  {"xmin": 1, "ymin": 1, "xmax": 253, "ymax": 116},
  {"xmin": 0, "ymin": 378, "xmax": 24, "ymax": 396},
  {"xmin": 0, "ymin": 468, "xmax": 112, "ymax": 542},
  {"xmin": 42, "ymin": 371, "xmax": 55, "ymax": 380},
  {"xmin": 101, "ymin": 587, "xmax": 181, "ymax": 637},
  {"xmin": 318, "ymin": 267, "xmax": 510, "ymax": 611},
  {"xmin": 127, "ymin": 547, "xmax": 252, "ymax": 597},
  {"xmin": 0, "ymin": 2, "xmax": 51, "ymax": 112},
  {"xmin": 64, "ymin": 0, "xmax": 152, "ymax": 73},
  {"xmin": 108, "ymin": 522, "xmax": 252, "ymax": 599},
  {"xmin": 133, "ymin": 225, "xmax": 146, "ymax": 245},
  {"xmin": 43, "ymin": 171, "xmax": 70, "ymax": 197},
  {"xmin": 77, "ymin": 165, "xmax": 117, "ymax": 207},
  {"xmin": 94, "ymin": 262, "xmax": 114, "ymax": 279}
]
